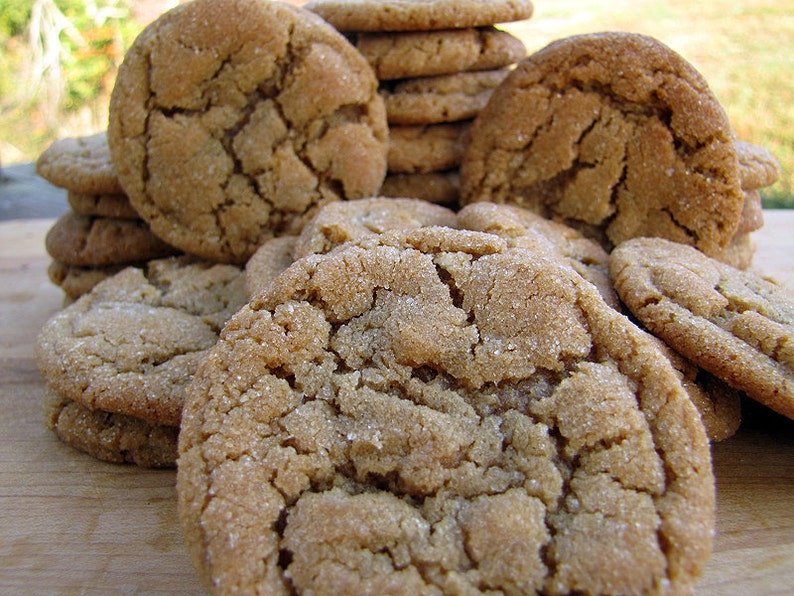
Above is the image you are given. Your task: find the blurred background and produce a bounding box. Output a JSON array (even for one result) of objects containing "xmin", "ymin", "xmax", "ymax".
[{"xmin": 1, "ymin": 0, "xmax": 791, "ymax": 207}]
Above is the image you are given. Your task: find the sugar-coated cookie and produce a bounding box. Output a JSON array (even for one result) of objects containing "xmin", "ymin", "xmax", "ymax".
[
  {"xmin": 735, "ymin": 140, "xmax": 781, "ymax": 190},
  {"xmin": 35, "ymin": 256, "xmax": 247, "ymax": 426},
  {"xmin": 67, "ymin": 190, "xmax": 140, "ymax": 220},
  {"xmin": 389, "ymin": 121, "xmax": 471, "ymax": 174},
  {"xmin": 35, "ymin": 132, "xmax": 123, "ymax": 195},
  {"xmin": 45, "ymin": 390, "xmax": 178, "ymax": 468},
  {"xmin": 306, "ymin": 0, "xmax": 534, "ymax": 32},
  {"xmin": 178, "ymin": 227, "xmax": 713, "ymax": 594},
  {"xmin": 356, "ymin": 27, "xmax": 525, "ymax": 80},
  {"xmin": 47, "ymin": 260, "xmax": 128, "ymax": 300},
  {"xmin": 245, "ymin": 236, "xmax": 299, "ymax": 299},
  {"xmin": 610, "ymin": 237, "xmax": 794, "ymax": 420},
  {"xmin": 460, "ymin": 32, "xmax": 745, "ymax": 258},
  {"xmin": 108, "ymin": 0, "xmax": 389, "ymax": 264}
]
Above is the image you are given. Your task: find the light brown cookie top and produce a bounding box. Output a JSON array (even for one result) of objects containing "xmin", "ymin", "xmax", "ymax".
[
  {"xmin": 108, "ymin": 0, "xmax": 388, "ymax": 264},
  {"xmin": 45, "ymin": 212, "xmax": 179, "ymax": 267},
  {"xmin": 735, "ymin": 140, "xmax": 781, "ymax": 190},
  {"xmin": 382, "ymin": 69, "xmax": 511, "ymax": 125},
  {"xmin": 45, "ymin": 390, "xmax": 178, "ymax": 468},
  {"xmin": 379, "ymin": 170, "xmax": 460, "ymax": 206},
  {"xmin": 457, "ymin": 202, "xmax": 620, "ymax": 309},
  {"xmin": 294, "ymin": 196, "xmax": 458, "ymax": 258},
  {"xmin": 389, "ymin": 121, "xmax": 471, "ymax": 174},
  {"xmin": 35, "ymin": 132, "xmax": 123, "ymax": 195},
  {"xmin": 178, "ymin": 226, "xmax": 714, "ymax": 594},
  {"xmin": 35, "ymin": 256, "xmax": 247, "ymax": 426},
  {"xmin": 460, "ymin": 31, "xmax": 745, "ymax": 258},
  {"xmin": 306, "ymin": 0, "xmax": 534, "ymax": 31},
  {"xmin": 67, "ymin": 190, "xmax": 140, "ymax": 220},
  {"xmin": 610, "ymin": 237, "xmax": 794, "ymax": 420},
  {"xmin": 245, "ymin": 235, "xmax": 299, "ymax": 299},
  {"xmin": 356, "ymin": 27, "xmax": 526, "ymax": 80}
]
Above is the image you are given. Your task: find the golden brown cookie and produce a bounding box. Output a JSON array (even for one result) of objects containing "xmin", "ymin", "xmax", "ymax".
[
  {"xmin": 735, "ymin": 140, "xmax": 781, "ymax": 190},
  {"xmin": 47, "ymin": 260, "xmax": 128, "ymax": 300},
  {"xmin": 388, "ymin": 121, "xmax": 471, "ymax": 174},
  {"xmin": 245, "ymin": 236, "xmax": 299, "ymax": 299},
  {"xmin": 456, "ymin": 202, "xmax": 620, "ymax": 309},
  {"xmin": 380, "ymin": 170, "xmax": 460, "ymax": 206},
  {"xmin": 67, "ymin": 190, "xmax": 140, "ymax": 220},
  {"xmin": 356, "ymin": 28, "xmax": 525, "ymax": 80},
  {"xmin": 736, "ymin": 189, "xmax": 764, "ymax": 236},
  {"xmin": 45, "ymin": 390, "xmax": 178, "ymax": 468},
  {"xmin": 178, "ymin": 227, "xmax": 714, "ymax": 594},
  {"xmin": 35, "ymin": 256, "xmax": 247, "ymax": 426},
  {"xmin": 460, "ymin": 32, "xmax": 746, "ymax": 258},
  {"xmin": 382, "ymin": 69, "xmax": 511, "ymax": 125},
  {"xmin": 44, "ymin": 212, "xmax": 179, "ymax": 267},
  {"xmin": 610, "ymin": 236, "xmax": 794, "ymax": 420},
  {"xmin": 35, "ymin": 132, "xmax": 123, "ymax": 195},
  {"xmin": 306, "ymin": 0, "xmax": 534, "ymax": 31},
  {"xmin": 108, "ymin": 0, "xmax": 389, "ymax": 264}
]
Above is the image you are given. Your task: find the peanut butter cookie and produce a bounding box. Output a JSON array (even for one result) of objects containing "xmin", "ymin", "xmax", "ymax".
[
  {"xmin": 108, "ymin": 0, "xmax": 388, "ymax": 264},
  {"xmin": 389, "ymin": 121, "xmax": 471, "ymax": 174},
  {"xmin": 460, "ymin": 32, "xmax": 745, "ymax": 258},
  {"xmin": 35, "ymin": 132, "xmax": 123, "ymax": 195},
  {"xmin": 380, "ymin": 170, "xmax": 460, "ymax": 205},
  {"xmin": 178, "ymin": 227, "xmax": 714, "ymax": 594},
  {"xmin": 67, "ymin": 190, "xmax": 140, "ymax": 220},
  {"xmin": 735, "ymin": 139, "xmax": 781, "ymax": 190}
]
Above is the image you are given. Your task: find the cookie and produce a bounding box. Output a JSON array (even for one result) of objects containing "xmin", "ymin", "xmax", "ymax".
[
  {"xmin": 245, "ymin": 236, "xmax": 299, "ymax": 299},
  {"xmin": 45, "ymin": 212, "xmax": 179, "ymax": 267},
  {"xmin": 380, "ymin": 170, "xmax": 460, "ymax": 206},
  {"xmin": 67, "ymin": 190, "xmax": 140, "ymax": 220},
  {"xmin": 47, "ymin": 259, "xmax": 128, "ymax": 300},
  {"xmin": 382, "ymin": 69, "xmax": 511, "ymax": 125},
  {"xmin": 711, "ymin": 231, "xmax": 756, "ymax": 271},
  {"xmin": 108, "ymin": 0, "xmax": 389, "ymax": 264},
  {"xmin": 456, "ymin": 202, "xmax": 620, "ymax": 309},
  {"xmin": 736, "ymin": 189, "xmax": 764, "ymax": 235},
  {"xmin": 35, "ymin": 256, "xmax": 247, "ymax": 426},
  {"xmin": 293, "ymin": 196, "xmax": 459, "ymax": 259},
  {"xmin": 35, "ymin": 132, "xmax": 124, "ymax": 195},
  {"xmin": 45, "ymin": 390, "xmax": 178, "ymax": 468},
  {"xmin": 178, "ymin": 226, "xmax": 714, "ymax": 594},
  {"xmin": 356, "ymin": 28, "xmax": 525, "ymax": 80},
  {"xmin": 610, "ymin": 236, "xmax": 794, "ymax": 420},
  {"xmin": 306, "ymin": 0, "xmax": 535, "ymax": 31},
  {"xmin": 735, "ymin": 139, "xmax": 781, "ymax": 190},
  {"xmin": 388, "ymin": 121, "xmax": 471, "ymax": 174},
  {"xmin": 460, "ymin": 32, "xmax": 746, "ymax": 258}
]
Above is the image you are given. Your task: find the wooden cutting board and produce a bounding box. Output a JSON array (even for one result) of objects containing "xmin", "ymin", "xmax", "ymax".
[{"xmin": 1, "ymin": 216, "xmax": 793, "ymax": 594}]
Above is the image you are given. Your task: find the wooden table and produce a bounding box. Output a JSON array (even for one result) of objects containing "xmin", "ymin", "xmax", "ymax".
[{"xmin": 1, "ymin": 215, "xmax": 793, "ymax": 594}]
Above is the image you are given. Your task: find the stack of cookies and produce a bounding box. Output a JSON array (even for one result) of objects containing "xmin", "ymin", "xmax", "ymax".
[
  {"xmin": 306, "ymin": 0, "xmax": 535, "ymax": 207},
  {"xmin": 35, "ymin": 132, "xmax": 181, "ymax": 301}
]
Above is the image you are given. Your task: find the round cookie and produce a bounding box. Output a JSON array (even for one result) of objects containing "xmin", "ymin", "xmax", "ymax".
[
  {"xmin": 382, "ymin": 69, "xmax": 512, "ymax": 125},
  {"xmin": 35, "ymin": 256, "xmax": 247, "ymax": 426},
  {"xmin": 45, "ymin": 212, "xmax": 179, "ymax": 267},
  {"xmin": 735, "ymin": 140, "xmax": 781, "ymax": 190},
  {"xmin": 306, "ymin": 0, "xmax": 535, "ymax": 32},
  {"xmin": 178, "ymin": 227, "xmax": 714, "ymax": 594},
  {"xmin": 108, "ymin": 0, "xmax": 389, "ymax": 264},
  {"xmin": 389, "ymin": 121, "xmax": 471, "ymax": 174},
  {"xmin": 67, "ymin": 190, "xmax": 140, "ymax": 220},
  {"xmin": 45, "ymin": 390, "xmax": 178, "ymax": 468},
  {"xmin": 245, "ymin": 236, "xmax": 299, "ymax": 299},
  {"xmin": 35, "ymin": 132, "xmax": 123, "ymax": 195},
  {"xmin": 357, "ymin": 27, "xmax": 525, "ymax": 80},
  {"xmin": 47, "ymin": 260, "xmax": 128, "ymax": 300},
  {"xmin": 610, "ymin": 236, "xmax": 794, "ymax": 420},
  {"xmin": 380, "ymin": 170, "xmax": 460, "ymax": 205},
  {"xmin": 460, "ymin": 31, "xmax": 745, "ymax": 258}
]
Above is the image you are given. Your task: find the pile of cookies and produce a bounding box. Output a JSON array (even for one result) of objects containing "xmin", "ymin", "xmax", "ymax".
[
  {"xmin": 305, "ymin": 0, "xmax": 534, "ymax": 206},
  {"xmin": 31, "ymin": 0, "xmax": 793, "ymax": 594},
  {"xmin": 35, "ymin": 132, "xmax": 180, "ymax": 301}
]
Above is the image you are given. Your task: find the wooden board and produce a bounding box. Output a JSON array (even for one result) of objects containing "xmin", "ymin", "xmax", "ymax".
[{"xmin": 1, "ymin": 215, "xmax": 793, "ymax": 594}]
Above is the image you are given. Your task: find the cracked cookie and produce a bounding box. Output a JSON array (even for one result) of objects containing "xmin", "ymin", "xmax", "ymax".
[
  {"xmin": 35, "ymin": 256, "xmax": 247, "ymax": 426},
  {"xmin": 306, "ymin": 0, "xmax": 534, "ymax": 32},
  {"xmin": 610, "ymin": 237, "xmax": 794, "ymax": 420},
  {"xmin": 735, "ymin": 139, "xmax": 782, "ymax": 191},
  {"xmin": 460, "ymin": 31, "xmax": 746, "ymax": 259},
  {"xmin": 389, "ymin": 121, "xmax": 471, "ymax": 174},
  {"xmin": 178, "ymin": 226, "xmax": 714, "ymax": 594},
  {"xmin": 108, "ymin": 0, "xmax": 389, "ymax": 264},
  {"xmin": 354, "ymin": 27, "xmax": 526, "ymax": 80},
  {"xmin": 35, "ymin": 131, "xmax": 124, "ymax": 195}
]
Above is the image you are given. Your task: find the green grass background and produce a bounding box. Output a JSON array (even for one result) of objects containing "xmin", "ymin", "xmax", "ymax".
[{"xmin": 2, "ymin": 0, "xmax": 792, "ymax": 207}]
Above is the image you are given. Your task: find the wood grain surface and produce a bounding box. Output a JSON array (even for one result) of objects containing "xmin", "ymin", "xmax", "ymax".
[{"xmin": 1, "ymin": 215, "xmax": 793, "ymax": 594}]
